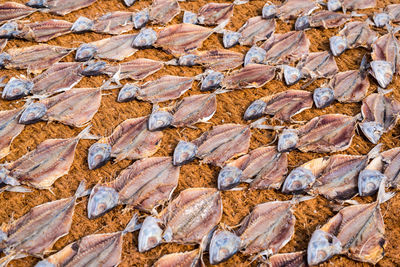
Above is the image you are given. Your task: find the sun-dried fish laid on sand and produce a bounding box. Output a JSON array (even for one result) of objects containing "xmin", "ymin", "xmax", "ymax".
[
  {"xmin": 0, "ymin": 106, "xmax": 25, "ymax": 159},
  {"xmin": 234, "ymin": 16, "xmax": 275, "ymax": 46},
  {"xmin": 221, "ymin": 64, "xmax": 276, "ymax": 90},
  {"xmin": 173, "ymin": 123, "xmax": 252, "ymax": 167},
  {"xmin": 0, "ymin": 126, "xmax": 95, "ymax": 191},
  {"xmin": 307, "ymin": 184, "xmax": 393, "ymax": 265},
  {"xmin": 153, "ymin": 249, "xmax": 203, "ymax": 267},
  {"xmin": 277, "ymin": 0, "xmax": 319, "ymax": 21},
  {"xmin": 218, "ymin": 146, "xmax": 288, "ymax": 190},
  {"xmin": 0, "ymin": 181, "xmax": 87, "ymax": 266},
  {"xmin": 87, "ymin": 117, "xmax": 162, "ymax": 170},
  {"xmin": 266, "ymin": 251, "xmax": 307, "ymax": 267},
  {"xmin": 371, "ymin": 30, "xmax": 400, "ymax": 74},
  {"xmin": 209, "ymin": 229, "xmax": 241, "ymax": 264},
  {"xmin": 282, "ymin": 145, "xmax": 381, "ymax": 200},
  {"xmin": 360, "ymin": 89, "xmax": 400, "ymax": 144},
  {"xmin": 19, "ymin": 88, "xmax": 102, "ymax": 127},
  {"xmin": 81, "ymin": 11, "xmax": 134, "ymax": 35},
  {"xmin": 327, "ymin": 0, "xmax": 376, "ymax": 12},
  {"xmin": 75, "ymin": 34, "xmax": 137, "ymax": 61},
  {"xmin": 244, "ymin": 90, "xmax": 313, "ymax": 122},
  {"xmin": 1, "ymin": 44, "xmax": 72, "ymax": 74},
  {"xmin": 148, "ymin": 92, "xmax": 217, "ymax": 131},
  {"xmin": 0, "ymin": 2, "xmax": 36, "ymax": 24},
  {"xmin": 277, "ymin": 113, "xmax": 359, "ymax": 153},
  {"xmin": 138, "ymin": 188, "xmax": 222, "ymax": 251},
  {"xmin": 149, "ymin": 0, "xmax": 180, "ymax": 25},
  {"xmin": 87, "ymin": 157, "xmax": 179, "ymax": 219},
  {"xmin": 26, "ymin": 0, "xmax": 97, "ymax": 16},
  {"xmin": 1, "ymin": 77, "xmax": 34, "ymax": 100},
  {"xmin": 35, "ymin": 214, "xmax": 139, "ymax": 267},
  {"xmin": 261, "ymin": 31, "xmax": 310, "ymax": 64},
  {"xmin": 295, "ymin": 10, "xmax": 351, "ymax": 31},
  {"xmin": 297, "ymin": 51, "xmax": 338, "ymax": 79}
]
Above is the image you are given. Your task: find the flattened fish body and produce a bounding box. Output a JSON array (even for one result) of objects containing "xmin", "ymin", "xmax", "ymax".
[
  {"xmin": 149, "ymin": 0, "xmax": 180, "ymax": 25},
  {"xmin": 268, "ymin": 251, "xmax": 307, "ymax": 267},
  {"xmin": 16, "ymin": 19, "xmax": 72, "ymax": 42},
  {"xmin": 102, "ymin": 58, "xmax": 164, "ymax": 80},
  {"xmin": 330, "ymin": 69, "xmax": 369, "ymax": 103},
  {"xmin": 92, "ymin": 11, "xmax": 134, "ymax": 35},
  {"xmin": 339, "ymin": 21, "xmax": 378, "ymax": 49},
  {"xmin": 194, "ymin": 49, "xmax": 244, "ymax": 71},
  {"xmin": 194, "ymin": 124, "xmax": 251, "ymax": 167},
  {"xmin": 237, "ymin": 201, "xmax": 295, "ymax": 255},
  {"xmin": 198, "ymin": 3, "xmax": 234, "ymax": 26},
  {"xmin": 45, "ymin": 0, "xmax": 98, "ymax": 16},
  {"xmin": 278, "ymin": 0, "xmax": 319, "ymax": 20},
  {"xmin": 153, "ymin": 249, "xmax": 202, "ymax": 267},
  {"xmin": 381, "ymin": 148, "xmax": 400, "ymax": 188},
  {"xmin": 237, "ymin": 16, "xmax": 275, "ymax": 46},
  {"xmin": 137, "ymin": 75, "xmax": 194, "ymax": 103},
  {"xmin": 221, "ymin": 64, "xmax": 275, "ymax": 90},
  {"xmin": 161, "ymin": 188, "xmax": 222, "ymax": 244},
  {"xmin": 307, "ymin": 11, "xmax": 350, "ymax": 29},
  {"xmin": 372, "ymin": 32, "xmax": 400, "ymax": 74},
  {"xmin": 297, "ymin": 51, "xmax": 338, "ymax": 78},
  {"xmin": 340, "ymin": 0, "xmax": 376, "ymax": 12},
  {"xmin": 89, "ymin": 34, "xmax": 138, "ymax": 61},
  {"xmin": 386, "ymin": 4, "xmax": 400, "ymax": 22},
  {"xmin": 0, "ymin": 2, "xmax": 36, "ymax": 24},
  {"xmin": 0, "ymin": 107, "xmax": 25, "ymax": 159}
]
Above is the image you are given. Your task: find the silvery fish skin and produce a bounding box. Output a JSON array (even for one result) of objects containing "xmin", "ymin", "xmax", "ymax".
[
  {"xmin": 35, "ymin": 214, "xmax": 139, "ymax": 267},
  {"xmin": 1, "ymin": 126, "xmax": 92, "ymax": 190},
  {"xmin": 307, "ymin": 229, "xmax": 341, "ymax": 265},
  {"xmin": 237, "ymin": 16, "xmax": 275, "ymax": 46},
  {"xmin": 313, "ymin": 87, "xmax": 335, "ymax": 109},
  {"xmin": 183, "ymin": 11, "xmax": 198, "ymax": 24},
  {"xmin": 153, "ymin": 249, "xmax": 203, "ymax": 267},
  {"xmin": 329, "ymin": 35, "xmax": 348, "ymax": 56},
  {"xmin": 261, "ymin": 31, "xmax": 310, "ymax": 64},
  {"xmin": 1, "ymin": 77, "xmax": 34, "ymax": 100},
  {"xmin": 91, "ymin": 11, "xmax": 134, "ymax": 35},
  {"xmin": 138, "ymin": 216, "xmax": 163, "ymax": 252},
  {"xmin": 71, "ymin": 16, "xmax": 93, "ymax": 33},
  {"xmin": 0, "ymin": 181, "xmax": 87, "ymax": 266},
  {"xmin": 13, "ymin": 19, "xmax": 72, "ymax": 42},
  {"xmin": 373, "ymin": 12, "xmax": 390, "ymax": 28},
  {"xmin": 87, "ymin": 157, "xmax": 179, "ymax": 219},
  {"xmin": 244, "ymin": 90, "xmax": 313, "ymax": 122},
  {"xmin": 297, "ymin": 51, "xmax": 338, "ymax": 79},
  {"xmin": 338, "ymin": 21, "xmax": 378, "ymax": 50},
  {"xmin": 148, "ymin": 110, "xmax": 173, "ymax": 131},
  {"xmin": 133, "ymin": 9, "xmax": 150, "ymax": 29},
  {"xmin": 277, "ymin": 0, "xmax": 319, "ymax": 21},
  {"xmin": 3, "ymin": 44, "xmax": 72, "ymax": 74},
  {"xmin": 218, "ymin": 146, "xmax": 287, "ymax": 190},
  {"xmin": 209, "ymin": 229, "xmax": 241, "ymax": 265},
  {"xmin": 372, "ymin": 31, "xmax": 400, "ymax": 74},
  {"xmin": 20, "ymin": 88, "xmax": 102, "ymax": 127},
  {"xmin": 369, "ymin": 60, "xmax": 393, "ymax": 89},
  {"xmin": 190, "ymin": 49, "xmax": 244, "ymax": 72},
  {"xmin": 244, "ymin": 46, "xmax": 267, "ymax": 66},
  {"xmin": 222, "ymin": 30, "xmax": 241, "ymax": 48},
  {"xmin": 0, "ymin": 2, "xmax": 36, "ymax": 24},
  {"xmin": 173, "ymin": 140, "xmax": 198, "ymax": 166},
  {"xmin": 124, "ymin": 0, "xmax": 136, "ymax": 7},
  {"xmin": 358, "ymin": 169, "xmax": 385, "ymax": 196},
  {"xmin": 76, "ymin": 34, "xmax": 137, "ymax": 61},
  {"xmin": 197, "ymin": 2, "xmax": 234, "ymax": 26},
  {"xmin": 262, "ymin": 3, "xmax": 277, "ymax": 19},
  {"xmin": 27, "ymin": 0, "xmax": 98, "ymax": 16},
  {"xmin": 132, "ymin": 28, "xmax": 157, "ymax": 48},
  {"xmin": 149, "ymin": 0, "xmax": 180, "ymax": 25},
  {"xmin": 268, "ymin": 251, "xmax": 307, "ymax": 267},
  {"xmin": 0, "ymin": 107, "xmax": 25, "ymax": 159},
  {"xmin": 221, "ymin": 63, "xmax": 275, "ymax": 90},
  {"xmin": 200, "ymin": 70, "xmax": 224, "ymax": 91},
  {"xmin": 295, "ymin": 11, "xmax": 350, "ymax": 31},
  {"xmin": 283, "ymin": 65, "xmax": 301, "ymax": 86}
]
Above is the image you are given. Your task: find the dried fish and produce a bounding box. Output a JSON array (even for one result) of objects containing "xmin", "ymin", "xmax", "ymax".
[
  {"xmin": 27, "ymin": 0, "xmax": 97, "ymax": 16},
  {"xmin": 313, "ymin": 87, "xmax": 335, "ymax": 109},
  {"xmin": 221, "ymin": 64, "xmax": 276, "ymax": 90},
  {"xmin": 371, "ymin": 30, "xmax": 400, "ymax": 74},
  {"xmin": 0, "ymin": 2, "xmax": 36, "ymax": 24},
  {"xmin": 179, "ymin": 49, "xmax": 243, "ymax": 72},
  {"xmin": 197, "ymin": 2, "xmax": 234, "ymax": 26},
  {"xmin": 282, "ymin": 65, "xmax": 301, "ymax": 86},
  {"xmin": 381, "ymin": 147, "xmax": 400, "ymax": 188},
  {"xmin": 173, "ymin": 123, "xmax": 251, "ymax": 167},
  {"xmin": 244, "ymin": 90, "xmax": 313, "ymax": 122},
  {"xmin": 370, "ymin": 60, "xmax": 394, "ymax": 89},
  {"xmin": 0, "ymin": 126, "xmax": 94, "ymax": 190},
  {"xmin": 218, "ymin": 146, "xmax": 288, "ymax": 190},
  {"xmin": 0, "ymin": 181, "xmax": 87, "ymax": 266},
  {"xmin": 20, "ymin": 88, "xmax": 102, "ymax": 127},
  {"xmin": 87, "ymin": 117, "xmax": 162, "ymax": 170},
  {"xmin": 90, "ymin": 11, "xmax": 134, "ymax": 35},
  {"xmin": 222, "ymin": 30, "xmax": 241, "ymax": 48},
  {"xmin": 200, "ymin": 70, "xmax": 224, "ymax": 91},
  {"xmin": 329, "ymin": 35, "xmax": 348, "ymax": 56},
  {"xmin": 373, "ymin": 12, "xmax": 390, "ymax": 28},
  {"xmin": 183, "ymin": 11, "xmax": 198, "ymax": 24},
  {"xmin": 1, "ymin": 77, "xmax": 34, "ymax": 100},
  {"xmin": 133, "ymin": 9, "xmax": 150, "ymax": 29},
  {"xmin": 268, "ymin": 251, "xmax": 307, "ymax": 267},
  {"xmin": 237, "ymin": 16, "xmax": 275, "ymax": 46},
  {"xmin": 2, "ymin": 44, "xmax": 72, "ymax": 74},
  {"xmin": 132, "ymin": 28, "xmax": 158, "ymax": 48},
  {"xmin": 262, "ymin": 3, "xmax": 278, "ymax": 19},
  {"xmin": 327, "ymin": 0, "xmax": 376, "ymax": 12},
  {"xmin": 0, "ymin": 107, "xmax": 25, "ymax": 159},
  {"xmin": 76, "ymin": 34, "xmax": 137, "ymax": 61},
  {"xmin": 297, "ymin": 51, "xmax": 338, "ymax": 79},
  {"xmin": 295, "ymin": 11, "xmax": 351, "ymax": 30},
  {"xmin": 35, "ymin": 214, "xmax": 139, "ymax": 267},
  {"xmin": 278, "ymin": 0, "xmax": 319, "ymax": 21},
  {"xmin": 244, "ymin": 46, "xmax": 267, "ymax": 66},
  {"xmin": 153, "ymin": 249, "xmax": 203, "ymax": 267},
  {"xmin": 278, "ymin": 114, "xmax": 359, "ymax": 153},
  {"xmin": 385, "ymin": 4, "xmax": 400, "ymax": 23},
  {"xmin": 209, "ymin": 229, "xmax": 241, "ymax": 265},
  {"xmin": 261, "ymin": 31, "xmax": 310, "ymax": 64},
  {"xmin": 307, "ymin": 229, "xmax": 341, "ymax": 265},
  {"xmin": 337, "ymin": 21, "xmax": 378, "ymax": 51},
  {"xmin": 149, "ymin": 0, "xmax": 180, "ymax": 25},
  {"xmin": 360, "ymin": 89, "xmax": 400, "ymax": 144},
  {"xmin": 87, "ymin": 157, "xmax": 179, "ymax": 218},
  {"xmin": 117, "ymin": 84, "xmax": 140, "ymax": 102}
]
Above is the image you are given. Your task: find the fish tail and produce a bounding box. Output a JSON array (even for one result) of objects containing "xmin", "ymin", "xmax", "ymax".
[
  {"xmin": 164, "ymin": 58, "xmax": 179, "ymax": 66},
  {"xmin": 367, "ymin": 144, "xmax": 383, "ymax": 159},
  {"xmin": 77, "ymin": 125, "xmax": 98, "ymax": 140},
  {"xmin": 123, "ymin": 213, "xmax": 141, "ymax": 234},
  {"xmin": 377, "ymin": 177, "xmax": 395, "ymax": 204},
  {"xmin": 233, "ymin": 0, "xmax": 249, "ymax": 5},
  {"xmin": 291, "ymin": 195, "xmax": 315, "ymax": 205},
  {"xmin": 74, "ymin": 180, "xmax": 88, "ymax": 198}
]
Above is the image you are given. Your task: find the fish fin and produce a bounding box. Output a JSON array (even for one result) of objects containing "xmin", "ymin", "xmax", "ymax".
[
  {"xmin": 6, "ymin": 186, "xmax": 32, "ymax": 193},
  {"xmin": 213, "ymin": 19, "xmax": 229, "ymax": 34},
  {"xmin": 75, "ymin": 180, "xmax": 88, "ymax": 198},
  {"xmin": 377, "ymin": 87, "xmax": 393, "ymax": 95},
  {"xmin": 123, "ymin": 213, "xmax": 140, "ymax": 234},
  {"xmin": 250, "ymin": 249, "xmax": 272, "ymax": 264},
  {"xmin": 343, "ymin": 199, "xmax": 360, "ymax": 205},
  {"xmin": 377, "ymin": 177, "xmax": 395, "ymax": 204},
  {"xmin": 367, "ymin": 144, "xmax": 383, "ymax": 159},
  {"xmin": 233, "ymin": 0, "xmax": 249, "ymax": 5},
  {"xmin": 77, "ymin": 125, "xmax": 99, "ymax": 140},
  {"xmin": 350, "ymin": 11, "xmax": 366, "ymax": 17},
  {"xmin": 291, "ymin": 195, "xmax": 315, "ymax": 205},
  {"xmin": 213, "ymin": 88, "xmax": 231, "ymax": 95}
]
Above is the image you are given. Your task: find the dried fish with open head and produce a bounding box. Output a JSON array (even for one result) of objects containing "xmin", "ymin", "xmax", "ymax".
[
  {"xmin": 0, "ymin": 180, "xmax": 87, "ymax": 266},
  {"xmin": 0, "ymin": 106, "xmax": 25, "ymax": 159},
  {"xmin": 209, "ymin": 229, "xmax": 241, "ymax": 265},
  {"xmin": 297, "ymin": 51, "xmax": 338, "ymax": 79},
  {"xmin": 149, "ymin": 0, "xmax": 180, "ymax": 25},
  {"xmin": 295, "ymin": 11, "xmax": 351, "ymax": 31},
  {"xmin": 87, "ymin": 117, "xmax": 162, "ymax": 170},
  {"xmin": 35, "ymin": 214, "xmax": 139, "ymax": 267},
  {"xmin": 327, "ymin": 0, "xmax": 376, "ymax": 12},
  {"xmin": 0, "ymin": 2, "xmax": 36, "ymax": 24},
  {"xmin": 372, "ymin": 30, "xmax": 400, "ymax": 74},
  {"xmin": 278, "ymin": 0, "xmax": 319, "ymax": 21},
  {"xmin": 221, "ymin": 64, "xmax": 276, "ymax": 90},
  {"xmin": 218, "ymin": 146, "xmax": 288, "ymax": 190},
  {"xmin": 87, "ymin": 157, "xmax": 178, "ymax": 219},
  {"xmin": 26, "ymin": 0, "xmax": 98, "ymax": 16},
  {"xmin": 236, "ymin": 16, "xmax": 275, "ymax": 46}
]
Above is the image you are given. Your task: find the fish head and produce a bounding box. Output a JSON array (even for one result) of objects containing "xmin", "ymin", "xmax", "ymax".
[
  {"xmin": 26, "ymin": 0, "xmax": 48, "ymax": 8},
  {"xmin": 370, "ymin": 60, "xmax": 393, "ymax": 89},
  {"xmin": 132, "ymin": 28, "xmax": 157, "ymax": 48},
  {"xmin": 209, "ymin": 230, "xmax": 241, "ymax": 265},
  {"xmin": 262, "ymin": 3, "xmax": 277, "ymax": 19},
  {"xmin": 244, "ymin": 99, "xmax": 267, "ymax": 120},
  {"xmin": 133, "ymin": 9, "xmax": 150, "ymax": 29},
  {"xmin": 183, "ymin": 11, "xmax": 198, "ymax": 24},
  {"xmin": 87, "ymin": 184, "xmax": 119, "ymax": 219},
  {"xmin": 178, "ymin": 54, "xmax": 199, "ymax": 66},
  {"xmin": 201, "ymin": 71, "xmax": 224, "ymax": 91},
  {"xmin": 282, "ymin": 167, "xmax": 315, "ymax": 194},
  {"xmin": 71, "ymin": 16, "xmax": 94, "ymax": 33},
  {"xmin": 295, "ymin": 16, "xmax": 310, "ymax": 31},
  {"xmin": 34, "ymin": 260, "xmax": 56, "ymax": 267},
  {"xmin": 2, "ymin": 77, "xmax": 33, "ymax": 100},
  {"xmin": 223, "ymin": 31, "xmax": 241, "ymax": 49},
  {"xmin": 329, "ymin": 36, "xmax": 347, "ymax": 57},
  {"xmin": 373, "ymin": 13, "xmax": 390, "ymax": 28},
  {"xmin": 359, "ymin": 121, "xmax": 384, "ymax": 144},
  {"xmin": 244, "ymin": 46, "xmax": 267, "ymax": 66},
  {"xmin": 117, "ymin": 84, "xmax": 140, "ymax": 102},
  {"xmin": 173, "ymin": 141, "xmax": 198, "ymax": 165},
  {"xmin": 327, "ymin": 0, "xmax": 342, "ymax": 11},
  {"xmin": 124, "ymin": 0, "xmax": 136, "ymax": 7},
  {"xmin": 278, "ymin": 129, "xmax": 299, "ymax": 152},
  {"xmin": 307, "ymin": 230, "xmax": 342, "ymax": 266},
  {"xmin": 0, "ymin": 167, "xmax": 20, "ymax": 186},
  {"xmin": 0, "ymin": 52, "xmax": 11, "ymax": 68},
  {"xmin": 0, "ymin": 22, "xmax": 19, "ymax": 38},
  {"xmin": 313, "ymin": 87, "xmax": 335, "ymax": 109},
  {"xmin": 19, "ymin": 102, "xmax": 47, "ymax": 124},
  {"xmin": 283, "ymin": 65, "xmax": 301, "ymax": 86},
  {"xmin": 81, "ymin": 61, "xmax": 107, "ymax": 76},
  {"xmin": 138, "ymin": 216, "xmax": 163, "ymax": 252},
  {"xmin": 217, "ymin": 165, "xmax": 243, "ymax": 190},
  {"xmin": 87, "ymin": 143, "xmax": 112, "ymax": 170},
  {"xmin": 75, "ymin": 44, "xmax": 97, "ymax": 62},
  {"xmin": 358, "ymin": 169, "xmax": 385, "ymax": 197},
  {"xmin": 148, "ymin": 110, "xmax": 173, "ymax": 131}
]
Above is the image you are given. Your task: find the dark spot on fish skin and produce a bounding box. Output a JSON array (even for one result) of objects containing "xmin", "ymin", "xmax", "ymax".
[{"xmin": 71, "ymin": 242, "xmax": 79, "ymax": 251}]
